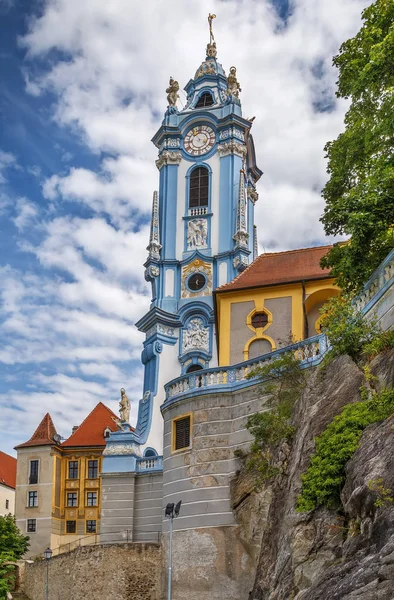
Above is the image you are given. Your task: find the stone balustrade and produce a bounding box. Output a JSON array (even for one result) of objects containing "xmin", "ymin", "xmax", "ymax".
[
  {"xmin": 136, "ymin": 455, "xmax": 163, "ymax": 472},
  {"xmin": 163, "ymin": 334, "xmax": 327, "ymax": 406}
]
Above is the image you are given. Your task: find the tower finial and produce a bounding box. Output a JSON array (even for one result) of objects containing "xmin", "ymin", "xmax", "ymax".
[
  {"xmin": 147, "ymin": 191, "xmax": 161, "ymax": 260},
  {"xmin": 208, "ymin": 13, "xmax": 216, "ymax": 44},
  {"xmin": 233, "ymin": 170, "xmax": 249, "ymax": 249},
  {"xmin": 206, "ymin": 14, "xmax": 217, "ymax": 58}
]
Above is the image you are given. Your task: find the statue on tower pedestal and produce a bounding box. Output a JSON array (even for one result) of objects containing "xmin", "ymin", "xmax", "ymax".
[
  {"xmin": 119, "ymin": 387, "xmax": 130, "ymax": 423},
  {"xmin": 166, "ymin": 77, "xmax": 179, "ymax": 111},
  {"xmin": 227, "ymin": 66, "xmax": 241, "ymax": 98}
]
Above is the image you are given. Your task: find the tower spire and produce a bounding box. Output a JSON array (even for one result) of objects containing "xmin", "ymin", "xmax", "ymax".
[
  {"xmin": 233, "ymin": 170, "xmax": 249, "ymax": 249},
  {"xmin": 146, "ymin": 191, "xmax": 161, "ymax": 260}
]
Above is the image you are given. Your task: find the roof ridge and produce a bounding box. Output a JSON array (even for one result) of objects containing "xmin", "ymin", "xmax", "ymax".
[
  {"xmin": 15, "ymin": 413, "xmax": 58, "ymax": 449},
  {"xmin": 61, "ymin": 401, "xmax": 119, "ymax": 447}
]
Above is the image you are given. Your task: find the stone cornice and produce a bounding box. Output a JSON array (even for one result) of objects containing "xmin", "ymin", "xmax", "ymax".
[{"xmin": 155, "ymin": 150, "xmax": 182, "ymax": 170}]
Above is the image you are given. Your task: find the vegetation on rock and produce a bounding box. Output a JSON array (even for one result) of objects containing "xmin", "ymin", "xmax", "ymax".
[
  {"xmin": 245, "ymin": 352, "xmax": 306, "ymax": 484},
  {"xmin": 297, "ymin": 387, "xmax": 394, "ymax": 512},
  {"xmin": 0, "ymin": 515, "xmax": 29, "ymax": 599},
  {"xmin": 320, "ymin": 0, "xmax": 394, "ymax": 293}
]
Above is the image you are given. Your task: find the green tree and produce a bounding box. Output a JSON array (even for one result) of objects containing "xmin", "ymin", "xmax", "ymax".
[
  {"xmin": 0, "ymin": 515, "xmax": 29, "ymax": 599},
  {"xmin": 320, "ymin": 0, "xmax": 394, "ymax": 293}
]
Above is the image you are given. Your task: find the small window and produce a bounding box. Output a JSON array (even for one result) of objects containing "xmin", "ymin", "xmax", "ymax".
[
  {"xmin": 5, "ymin": 499, "xmax": 9, "ymax": 510},
  {"xmin": 28, "ymin": 491, "xmax": 38, "ymax": 508},
  {"xmin": 251, "ymin": 312, "xmax": 269, "ymax": 329},
  {"xmin": 86, "ymin": 520, "xmax": 96, "ymax": 533},
  {"xmin": 27, "ymin": 519, "xmax": 36, "ymax": 533},
  {"xmin": 86, "ymin": 492, "xmax": 97, "ymax": 507},
  {"xmin": 66, "ymin": 520, "xmax": 76, "ymax": 534},
  {"xmin": 173, "ymin": 416, "xmax": 191, "ymax": 451},
  {"xmin": 195, "ymin": 92, "xmax": 214, "ymax": 108},
  {"xmin": 29, "ymin": 460, "xmax": 39, "ymax": 484},
  {"xmin": 104, "ymin": 427, "xmax": 111, "ymax": 439},
  {"xmin": 68, "ymin": 461, "xmax": 78, "ymax": 479},
  {"xmin": 189, "ymin": 167, "xmax": 209, "ymax": 209},
  {"xmin": 88, "ymin": 460, "xmax": 98, "ymax": 479},
  {"xmin": 67, "ymin": 492, "xmax": 78, "ymax": 507},
  {"xmin": 186, "ymin": 364, "xmax": 203, "ymax": 373}
]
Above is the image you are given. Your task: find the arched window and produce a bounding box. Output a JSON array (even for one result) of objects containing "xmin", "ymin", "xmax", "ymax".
[
  {"xmin": 195, "ymin": 92, "xmax": 214, "ymax": 108},
  {"xmin": 144, "ymin": 448, "xmax": 157, "ymax": 458},
  {"xmin": 186, "ymin": 364, "xmax": 203, "ymax": 373},
  {"xmin": 189, "ymin": 167, "xmax": 209, "ymax": 209}
]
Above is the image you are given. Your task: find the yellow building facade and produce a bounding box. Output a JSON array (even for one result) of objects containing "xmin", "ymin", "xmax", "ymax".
[{"xmin": 215, "ymin": 246, "xmax": 339, "ymax": 366}]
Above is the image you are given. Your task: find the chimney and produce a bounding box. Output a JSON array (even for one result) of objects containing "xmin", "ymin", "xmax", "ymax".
[{"xmin": 72, "ymin": 426, "xmax": 79, "ymax": 434}]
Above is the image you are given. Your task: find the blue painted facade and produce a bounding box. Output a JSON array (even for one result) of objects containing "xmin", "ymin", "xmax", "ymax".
[{"xmin": 103, "ymin": 40, "xmax": 262, "ymax": 468}]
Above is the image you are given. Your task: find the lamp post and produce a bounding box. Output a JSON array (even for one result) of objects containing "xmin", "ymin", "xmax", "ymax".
[
  {"xmin": 44, "ymin": 547, "xmax": 52, "ymax": 600},
  {"xmin": 165, "ymin": 500, "xmax": 182, "ymax": 600}
]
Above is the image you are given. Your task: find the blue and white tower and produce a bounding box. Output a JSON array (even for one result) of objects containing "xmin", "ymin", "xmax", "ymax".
[{"xmin": 134, "ymin": 26, "xmax": 262, "ymax": 452}]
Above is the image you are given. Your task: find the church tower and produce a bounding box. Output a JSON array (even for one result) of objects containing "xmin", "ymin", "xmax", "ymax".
[{"xmin": 134, "ymin": 16, "xmax": 262, "ymax": 452}]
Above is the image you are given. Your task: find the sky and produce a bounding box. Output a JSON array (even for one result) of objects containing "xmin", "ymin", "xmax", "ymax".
[{"xmin": 0, "ymin": 0, "xmax": 370, "ymax": 456}]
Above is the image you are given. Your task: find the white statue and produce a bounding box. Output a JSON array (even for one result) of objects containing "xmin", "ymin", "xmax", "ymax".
[
  {"xmin": 188, "ymin": 219, "xmax": 208, "ymax": 249},
  {"xmin": 119, "ymin": 388, "xmax": 130, "ymax": 423}
]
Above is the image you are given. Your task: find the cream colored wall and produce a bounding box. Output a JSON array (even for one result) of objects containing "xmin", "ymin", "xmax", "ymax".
[
  {"xmin": 15, "ymin": 446, "xmax": 54, "ymax": 558},
  {"xmin": 0, "ymin": 483, "xmax": 15, "ymax": 516}
]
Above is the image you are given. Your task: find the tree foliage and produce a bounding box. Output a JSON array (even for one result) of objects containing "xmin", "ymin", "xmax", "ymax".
[
  {"xmin": 320, "ymin": 0, "xmax": 394, "ymax": 293},
  {"xmin": 0, "ymin": 515, "xmax": 29, "ymax": 599}
]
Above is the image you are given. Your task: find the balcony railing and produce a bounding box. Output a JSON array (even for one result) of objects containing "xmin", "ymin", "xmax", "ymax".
[
  {"xmin": 136, "ymin": 456, "xmax": 163, "ymax": 472},
  {"xmin": 164, "ymin": 334, "xmax": 327, "ymax": 406}
]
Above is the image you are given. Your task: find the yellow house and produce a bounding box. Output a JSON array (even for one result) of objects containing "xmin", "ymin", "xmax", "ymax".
[
  {"xmin": 15, "ymin": 403, "xmax": 118, "ymax": 558},
  {"xmin": 214, "ymin": 245, "xmax": 339, "ymax": 366}
]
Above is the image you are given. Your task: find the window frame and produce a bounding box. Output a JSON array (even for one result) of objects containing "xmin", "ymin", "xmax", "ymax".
[
  {"xmin": 27, "ymin": 519, "xmax": 36, "ymax": 533},
  {"xmin": 68, "ymin": 460, "xmax": 79, "ymax": 480},
  {"xmin": 66, "ymin": 520, "xmax": 76, "ymax": 534},
  {"xmin": 86, "ymin": 520, "xmax": 97, "ymax": 533},
  {"xmin": 87, "ymin": 459, "xmax": 98, "ymax": 479},
  {"xmin": 188, "ymin": 166, "xmax": 209, "ymax": 210},
  {"xmin": 5, "ymin": 499, "xmax": 9, "ymax": 510},
  {"xmin": 27, "ymin": 491, "xmax": 38, "ymax": 508},
  {"xmin": 67, "ymin": 492, "xmax": 78, "ymax": 507},
  {"xmin": 171, "ymin": 413, "xmax": 193, "ymax": 454},
  {"xmin": 86, "ymin": 491, "xmax": 97, "ymax": 507},
  {"xmin": 29, "ymin": 460, "xmax": 39, "ymax": 485}
]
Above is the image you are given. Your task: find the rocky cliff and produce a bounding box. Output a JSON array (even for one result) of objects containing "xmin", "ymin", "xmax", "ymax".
[{"xmin": 232, "ymin": 349, "xmax": 394, "ymax": 599}]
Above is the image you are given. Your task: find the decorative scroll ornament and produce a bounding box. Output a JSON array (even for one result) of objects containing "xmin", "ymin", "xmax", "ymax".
[
  {"xmin": 217, "ymin": 140, "xmax": 247, "ymax": 159},
  {"xmin": 146, "ymin": 191, "xmax": 161, "ymax": 260},
  {"xmin": 233, "ymin": 170, "xmax": 249, "ymax": 249},
  {"xmin": 182, "ymin": 318, "xmax": 209, "ymax": 353},
  {"xmin": 233, "ymin": 255, "xmax": 249, "ymax": 270},
  {"xmin": 227, "ymin": 66, "xmax": 241, "ymax": 98},
  {"xmin": 187, "ymin": 219, "xmax": 208, "ymax": 250},
  {"xmin": 166, "ymin": 77, "xmax": 179, "ymax": 107},
  {"xmin": 195, "ymin": 60, "xmax": 216, "ymax": 79},
  {"xmin": 155, "ymin": 150, "xmax": 182, "ymax": 170},
  {"xmin": 247, "ymin": 187, "xmax": 259, "ymax": 204},
  {"xmin": 219, "ymin": 128, "xmax": 245, "ymax": 142}
]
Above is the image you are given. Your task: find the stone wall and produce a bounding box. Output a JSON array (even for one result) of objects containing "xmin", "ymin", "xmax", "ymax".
[
  {"xmin": 161, "ymin": 383, "xmax": 269, "ymax": 599},
  {"xmin": 22, "ymin": 543, "xmax": 161, "ymax": 600}
]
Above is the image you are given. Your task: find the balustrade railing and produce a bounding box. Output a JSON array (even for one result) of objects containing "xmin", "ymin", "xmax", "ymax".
[
  {"xmin": 164, "ymin": 334, "xmax": 326, "ymax": 403},
  {"xmin": 136, "ymin": 455, "xmax": 163, "ymax": 472}
]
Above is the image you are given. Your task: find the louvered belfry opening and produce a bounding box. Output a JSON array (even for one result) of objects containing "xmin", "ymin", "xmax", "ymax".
[
  {"xmin": 195, "ymin": 92, "xmax": 214, "ymax": 108},
  {"xmin": 175, "ymin": 416, "xmax": 191, "ymax": 450},
  {"xmin": 189, "ymin": 167, "xmax": 209, "ymax": 208}
]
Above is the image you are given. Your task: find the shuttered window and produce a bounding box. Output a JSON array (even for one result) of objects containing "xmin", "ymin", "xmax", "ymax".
[{"xmin": 174, "ymin": 416, "xmax": 191, "ymax": 451}]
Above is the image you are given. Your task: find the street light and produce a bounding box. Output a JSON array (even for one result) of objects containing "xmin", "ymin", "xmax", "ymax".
[
  {"xmin": 165, "ymin": 500, "xmax": 182, "ymax": 600},
  {"xmin": 44, "ymin": 547, "xmax": 52, "ymax": 600}
]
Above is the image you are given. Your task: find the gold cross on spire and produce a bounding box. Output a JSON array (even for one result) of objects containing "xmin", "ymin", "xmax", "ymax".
[{"xmin": 208, "ymin": 13, "xmax": 216, "ymax": 44}]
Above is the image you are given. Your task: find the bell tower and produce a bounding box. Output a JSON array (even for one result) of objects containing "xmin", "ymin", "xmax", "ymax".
[{"xmin": 134, "ymin": 15, "xmax": 262, "ymax": 451}]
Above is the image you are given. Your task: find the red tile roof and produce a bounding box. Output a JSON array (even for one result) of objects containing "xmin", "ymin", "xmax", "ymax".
[
  {"xmin": 216, "ymin": 245, "xmax": 333, "ymax": 293},
  {"xmin": 15, "ymin": 413, "xmax": 59, "ymax": 449},
  {"xmin": 61, "ymin": 402, "xmax": 120, "ymax": 448},
  {"xmin": 0, "ymin": 451, "xmax": 17, "ymax": 489}
]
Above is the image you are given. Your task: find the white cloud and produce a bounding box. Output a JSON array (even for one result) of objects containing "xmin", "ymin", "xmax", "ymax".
[{"xmin": 0, "ymin": 0, "xmax": 371, "ymax": 454}]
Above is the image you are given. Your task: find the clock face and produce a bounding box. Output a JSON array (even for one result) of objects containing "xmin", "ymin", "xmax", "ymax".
[
  {"xmin": 184, "ymin": 125, "xmax": 215, "ymax": 156},
  {"xmin": 187, "ymin": 272, "xmax": 207, "ymax": 292}
]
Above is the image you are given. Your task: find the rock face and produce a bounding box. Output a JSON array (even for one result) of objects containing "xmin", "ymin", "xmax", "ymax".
[{"xmin": 232, "ymin": 350, "xmax": 394, "ymax": 599}]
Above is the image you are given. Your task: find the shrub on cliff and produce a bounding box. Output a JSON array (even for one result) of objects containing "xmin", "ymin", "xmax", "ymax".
[
  {"xmin": 297, "ymin": 387, "xmax": 394, "ymax": 512},
  {"xmin": 0, "ymin": 515, "xmax": 29, "ymax": 599}
]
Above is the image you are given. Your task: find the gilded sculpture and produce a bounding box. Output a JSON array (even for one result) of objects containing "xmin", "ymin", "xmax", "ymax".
[
  {"xmin": 166, "ymin": 77, "xmax": 179, "ymax": 107},
  {"xmin": 227, "ymin": 66, "xmax": 241, "ymax": 98}
]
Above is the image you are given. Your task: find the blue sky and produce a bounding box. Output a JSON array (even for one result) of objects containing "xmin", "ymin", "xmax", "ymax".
[{"xmin": 0, "ymin": 0, "xmax": 369, "ymax": 455}]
